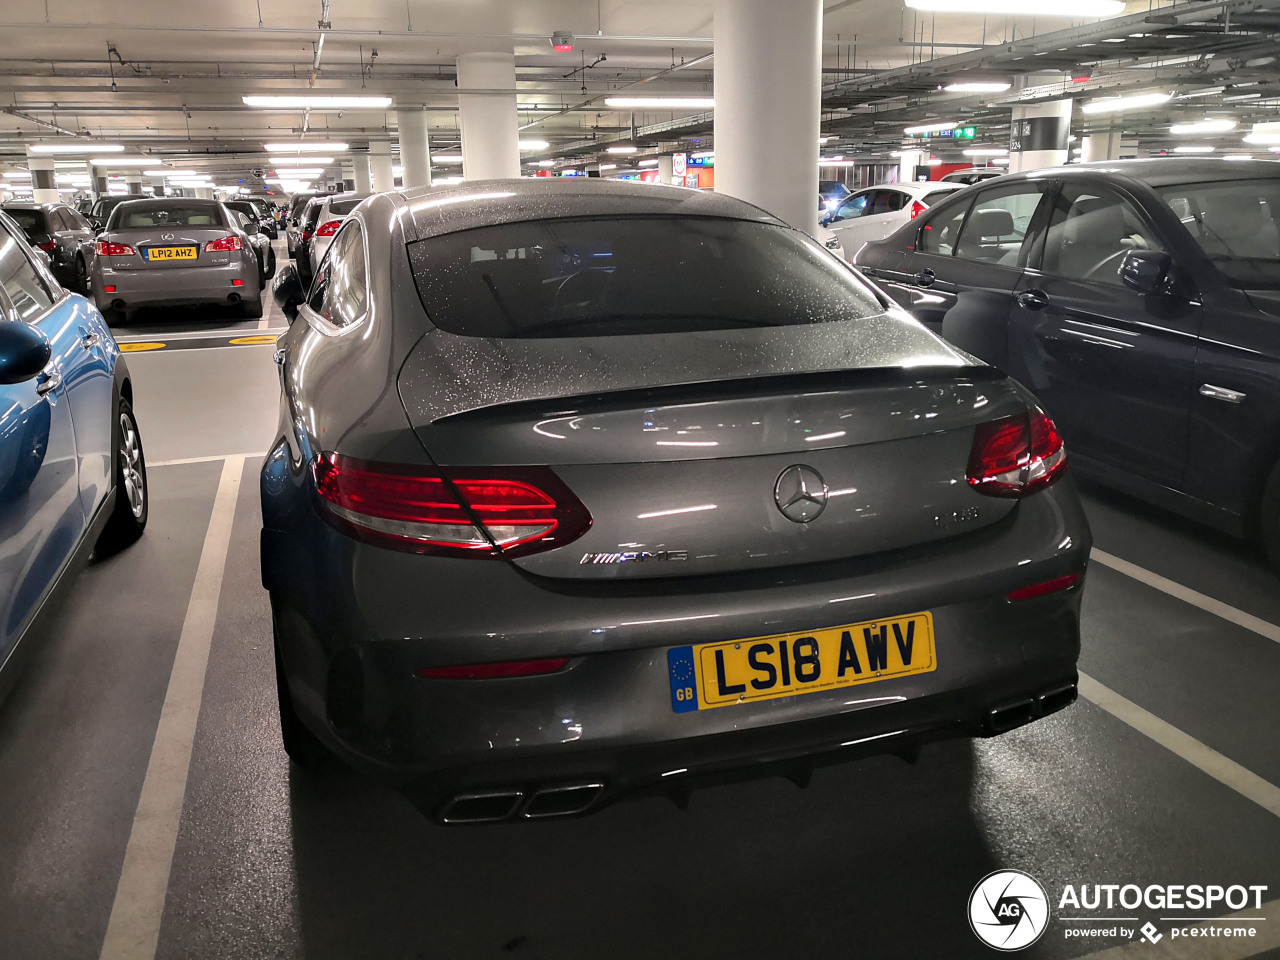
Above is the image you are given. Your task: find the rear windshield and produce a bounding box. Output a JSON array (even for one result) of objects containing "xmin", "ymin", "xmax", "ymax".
[
  {"xmin": 110, "ymin": 205, "xmax": 225, "ymax": 230},
  {"xmin": 407, "ymin": 216, "xmax": 885, "ymax": 339},
  {"xmin": 5, "ymin": 209, "xmax": 42, "ymax": 238},
  {"xmin": 1158, "ymin": 178, "xmax": 1280, "ymax": 290},
  {"xmin": 225, "ymin": 201, "xmax": 257, "ymax": 218},
  {"xmin": 329, "ymin": 197, "xmax": 363, "ymax": 215}
]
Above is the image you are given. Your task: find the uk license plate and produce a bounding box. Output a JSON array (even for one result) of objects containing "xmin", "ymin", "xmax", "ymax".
[
  {"xmin": 667, "ymin": 612, "xmax": 936, "ymax": 712},
  {"xmin": 146, "ymin": 246, "xmax": 196, "ymax": 261}
]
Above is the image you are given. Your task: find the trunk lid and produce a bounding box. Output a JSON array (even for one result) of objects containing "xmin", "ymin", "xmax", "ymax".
[
  {"xmin": 103, "ymin": 225, "xmax": 237, "ymax": 271},
  {"xmin": 397, "ymin": 319, "xmax": 1026, "ymax": 580}
]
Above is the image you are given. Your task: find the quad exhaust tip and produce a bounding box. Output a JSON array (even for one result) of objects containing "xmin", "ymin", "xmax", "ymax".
[
  {"xmin": 437, "ymin": 782, "xmax": 605, "ymax": 824},
  {"xmin": 985, "ymin": 682, "xmax": 1078, "ymax": 735}
]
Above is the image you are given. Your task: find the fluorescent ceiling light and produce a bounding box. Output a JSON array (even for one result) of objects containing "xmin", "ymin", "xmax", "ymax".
[
  {"xmin": 991, "ymin": 158, "xmax": 1010, "ymax": 165},
  {"xmin": 599, "ymin": 163, "xmax": 617, "ymax": 170},
  {"xmin": 1223, "ymin": 93, "xmax": 1261, "ymax": 102},
  {"xmin": 1081, "ymin": 92, "xmax": 1172, "ymax": 114},
  {"xmin": 638, "ymin": 159, "xmax": 659, "ymax": 167},
  {"xmin": 30, "ymin": 142, "xmax": 124, "ymax": 154},
  {"xmin": 270, "ymin": 156, "xmax": 334, "ymax": 165},
  {"xmin": 432, "ymin": 154, "xmax": 464, "ymax": 163},
  {"xmin": 89, "ymin": 157, "xmax": 159, "ymax": 166},
  {"xmin": 691, "ymin": 151, "xmax": 714, "ymax": 159},
  {"xmin": 142, "ymin": 169, "xmax": 174, "ymax": 177},
  {"xmin": 818, "ymin": 136, "xmax": 835, "ymax": 144},
  {"xmin": 945, "ymin": 82, "xmax": 1011, "ymax": 93},
  {"xmin": 821, "ymin": 155, "xmax": 844, "ymax": 161},
  {"xmin": 604, "ymin": 97, "xmax": 715, "ymax": 109},
  {"xmin": 263, "ymin": 141, "xmax": 349, "ymax": 152},
  {"xmin": 271, "ymin": 167, "xmax": 323, "ymax": 175},
  {"xmin": 536, "ymin": 160, "xmax": 556, "ymax": 167},
  {"xmin": 607, "ymin": 146, "xmax": 638, "ymax": 154},
  {"xmin": 518, "ymin": 139, "xmax": 549, "ymax": 150},
  {"xmin": 818, "ymin": 160, "xmax": 857, "ymax": 166},
  {"xmin": 1243, "ymin": 124, "xmax": 1280, "ymax": 145},
  {"xmin": 243, "ymin": 95, "xmax": 392, "ymax": 109},
  {"xmin": 1175, "ymin": 87, "xmax": 1224, "ymax": 99},
  {"xmin": 3, "ymin": 171, "xmax": 32, "ymax": 179},
  {"xmin": 1173, "ymin": 145, "xmax": 1215, "ymax": 153},
  {"xmin": 905, "ymin": 0, "xmax": 1122, "ymax": 13},
  {"xmin": 904, "ymin": 121, "xmax": 957, "ymax": 134},
  {"xmin": 964, "ymin": 148, "xmax": 1009, "ymax": 156},
  {"xmin": 1169, "ymin": 118, "xmax": 1236, "ymax": 134},
  {"xmin": 1223, "ymin": 154, "xmax": 1253, "ymax": 160}
]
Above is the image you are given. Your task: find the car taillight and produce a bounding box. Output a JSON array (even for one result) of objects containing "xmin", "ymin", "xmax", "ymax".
[
  {"xmin": 315, "ymin": 219, "xmax": 342, "ymax": 237},
  {"xmin": 966, "ymin": 410, "xmax": 1067, "ymax": 498},
  {"xmin": 300, "ymin": 230, "xmax": 313, "ymax": 242},
  {"xmin": 37, "ymin": 239, "xmax": 57, "ymax": 252},
  {"xmin": 310, "ymin": 453, "xmax": 592, "ymax": 557},
  {"xmin": 1008, "ymin": 573, "xmax": 1082, "ymax": 602},
  {"xmin": 204, "ymin": 235, "xmax": 243, "ymax": 252},
  {"xmin": 908, "ymin": 200, "xmax": 927, "ymax": 219},
  {"xmin": 95, "ymin": 240, "xmax": 136, "ymax": 257}
]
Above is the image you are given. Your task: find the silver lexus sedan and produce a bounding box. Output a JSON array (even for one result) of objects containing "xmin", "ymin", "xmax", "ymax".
[
  {"xmin": 89, "ymin": 198, "xmax": 262, "ymax": 323},
  {"xmin": 263, "ymin": 179, "xmax": 1091, "ymax": 823}
]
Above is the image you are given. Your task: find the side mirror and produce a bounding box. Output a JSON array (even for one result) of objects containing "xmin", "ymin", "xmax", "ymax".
[
  {"xmin": 1120, "ymin": 249, "xmax": 1172, "ymax": 295},
  {"xmin": 90, "ymin": 218, "xmax": 104, "ymax": 232},
  {"xmin": 272, "ymin": 262, "xmax": 305, "ymax": 323},
  {"xmin": 243, "ymin": 219, "xmax": 259, "ymax": 236},
  {"xmin": 0, "ymin": 321, "xmax": 53, "ymax": 385}
]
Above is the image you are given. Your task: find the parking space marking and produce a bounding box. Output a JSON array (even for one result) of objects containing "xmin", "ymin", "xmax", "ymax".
[
  {"xmin": 98, "ymin": 456, "xmax": 245, "ymax": 960},
  {"xmin": 1078, "ymin": 672, "xmax": 1280, "ymax": 819},
  {"xmin": 149, "ymin": 452, "xmax": 267, "ymax": 468},
  {"xmin": 1078, "ymin": 896, "xmax": 1279, "ymax": 958},
  {"xmin": 1091, "ymin": 549, "xmax": 1280, "ymax": 646}
]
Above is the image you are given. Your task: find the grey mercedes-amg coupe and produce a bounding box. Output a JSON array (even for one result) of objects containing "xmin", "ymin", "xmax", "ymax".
[{"xmin": 263, "ymin": 178, "xmax": 1091, "ymax": 822}]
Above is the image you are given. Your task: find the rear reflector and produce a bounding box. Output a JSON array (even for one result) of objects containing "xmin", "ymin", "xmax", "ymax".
[
  {"xmin": 311, "ymin": 453, "xmax": 592, "ymax": 557},
  {"xmin": 231, "ymin": 279, "xmax": 245, "ymax": 286},
  {"xmin": 204, "ymin": 235, "xmax": 243, "ymax": 252},
  {"xmin": 315, "ymin": 219, "xmax": 342, "ymax": 237},
  {"xmin": 967, "ymin": 409, "xmax": 1067, "ymax": 498},
  {"xmin": 416, "ymin": 658, "xmax": 570, "ymax": 680},
  {"xmin": 96, "ymin": 241, "xmax": 136, "ymax": 257},
  {"xmin": 103, "ymin": 285, "xmax": 116, "ymax": 293},
  {"xmin": 1008, "ymin": 573, "xmax": 1082, "ymax": 602}
]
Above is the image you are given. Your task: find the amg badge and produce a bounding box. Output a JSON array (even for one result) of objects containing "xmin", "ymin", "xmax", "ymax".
[{"xmin": 579, "ymin": 550, "xmax": 689, "ymax": 565}]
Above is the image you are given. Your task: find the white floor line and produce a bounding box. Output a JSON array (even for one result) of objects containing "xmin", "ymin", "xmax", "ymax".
[
  {"xmin": 98, "ymin": 456, "xmax": 245, "ymax": 960},
  {"xmin": 1078, "ymin": 896, "xmax": 1279, "ymax": 959},
  {"xmin": 1078, "ymin": 672, "xmax": 1280, "ymax": 819},
  {"xmin": 1091, "ymin": 549, "xmax": 1280, "ymax": 646},
  {"xmin": 150, "ymin": 452, "xmax": 267, "ymax": 468}
]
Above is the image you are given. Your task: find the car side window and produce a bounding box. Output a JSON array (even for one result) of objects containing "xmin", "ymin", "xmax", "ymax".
[
  {"xmin": 952, "ymin": 182, "xmax": 1048, "ymax": 265},
  {"xmin": 0, "ymin": 222, "xmax": 56, "ymax": 319},
  {"xmin": 1042, "ymin": 184, "xmax": 1164, "ymax": 286},
  {"xmin": 919, "ymin": 197, "xmax": 974, "ymax": 256},
  {"xmin": 831, "ymin": 194, "xmax": 869, "ymax": 222},
  {"xmin": 869, "ymin": 190, "xmax": 906, "ymax": 215},
  {"xmin": 307, "ymin": 221, "xmax": 368, "ymax": 328}
]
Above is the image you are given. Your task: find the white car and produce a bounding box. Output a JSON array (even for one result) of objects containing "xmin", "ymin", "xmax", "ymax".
[
  {"xmin": 822, "ymin": 182, "xmax": 964, "ymax": 259},
  {"xmin": 814, "ymin": 224, "xmax": 845, "ymax": 263},
  {"xmin": 307, "ymin": 193, "xmax": 370, "ymax": 277}
]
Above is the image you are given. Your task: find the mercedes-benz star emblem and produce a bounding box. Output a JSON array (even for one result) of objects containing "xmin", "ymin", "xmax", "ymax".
[
  {"xmin": 774, "ymin": 464, "xmax": 828, "ymax": 523},
  {"xmin": 161, "ymin": 233, "xmax": 175, "ymax": 241}
]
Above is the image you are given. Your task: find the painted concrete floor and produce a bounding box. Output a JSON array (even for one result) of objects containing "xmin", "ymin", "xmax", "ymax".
[{"xmin": 1, "ymin": 246, "xmax": 1278, "ymax": 960}]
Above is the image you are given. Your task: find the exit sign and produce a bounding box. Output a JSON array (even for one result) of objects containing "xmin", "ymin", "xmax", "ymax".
[{"xmin": 909, "ymin": 126, "xmax": 977, "ymax": 140}]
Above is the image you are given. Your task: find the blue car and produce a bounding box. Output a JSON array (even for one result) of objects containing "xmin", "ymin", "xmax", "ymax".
[{"xmin": 0, "ymin": 209, "xmax": 147, "ymax": 700}]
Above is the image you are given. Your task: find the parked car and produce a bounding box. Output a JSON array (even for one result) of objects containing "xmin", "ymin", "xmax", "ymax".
[
  {"xmin": 2, "ymin": 201, "xmax": 98, "ymax": 293},
  {"xmin": 306, "ymin": 193, "xmax": 370, "ymax": 278},
  {"xmin": 230, "ymin": 210, "xmax": 277, "ymax": 287},
  {"xmin": 286, "ymin": 191, "xmax": 329, "ymax": 257},
  {"xmin": 819, "ymin": 179, "xmax": 852, "ymax": 214},
  {"xmin": 87, "ymin": 194, "xmax": 148, "ymax": 231},
  {"xmin": 292, "ymin": 196, "xmax": 329, "ymax": 290},
  {"xmin": 940, "ymin": 168, "xmax": 1004, "ymax": 186},
  {"xmin": 822, "ymin": 181, "xmax": 963, "ymax": 259},
  {"xmin": 90, "ymin": 198, "xmax": 263, "ymax": 323},
  {"xmin": 225, "ymin": 198, "xmax": 278, "ymax": 240},
  {"xmin": 854, "ymin": 158, "xmax": 1280, "ymax": 570},
  {"xmin": 262, "ymin": 179, "xmax": 1090, "ymax": 822},
  {"xmin": 0, "ymin": 208, "xmax": 147, "ymax": 702}
]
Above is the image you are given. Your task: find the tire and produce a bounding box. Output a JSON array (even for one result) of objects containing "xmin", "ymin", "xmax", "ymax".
[
  {"xmin": 273, "ymin": 613, "xmax": 329, "ymax": 768},
  {"xmin": 264, "ymin": 246, "xmax": 277, "ymax": 281},
  {"xmin": 239, "ymin": 297, "xmax": 264, "ymax": 320},
  {"xmin": 74, "ymin": 255, "xmax": 91, "ymax": 295},
  {"xmin": 95, "ymin": 398, "xmax": 148, "ymax": 556},
  {"xmin": 1261, "ymin": 461, "xmax": 1280, "ymax": 574}
]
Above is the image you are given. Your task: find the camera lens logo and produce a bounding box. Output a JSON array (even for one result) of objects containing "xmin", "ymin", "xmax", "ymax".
[{"xmin": 968, "ymin": 870, "xmax": 1050, "ymax": 951}]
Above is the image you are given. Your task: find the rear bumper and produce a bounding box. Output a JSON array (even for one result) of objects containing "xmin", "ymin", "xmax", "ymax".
[
  {"xmin": 92, "ymin": 259, "xmax": 259, "ymax": 308},
  {"xmin": 262, "ymin": 443, "xmax": 1091, "ymax": 817}
]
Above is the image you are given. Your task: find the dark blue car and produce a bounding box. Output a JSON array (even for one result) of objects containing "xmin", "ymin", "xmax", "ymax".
[
  {"xmin": 853, "ymin": 159, "xmax": 1280, "ymax": 570},
  {"xmin": 0, "ymin": 209, "xmax": 147, "ymax": 699}
]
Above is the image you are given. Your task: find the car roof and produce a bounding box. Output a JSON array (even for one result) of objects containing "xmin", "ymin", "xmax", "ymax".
[
  {"xmin": 850, "ymin": 181, "xmax": 962, "ymax": 197},
  {"xmin": 400, "ymin": 177, "xmax": 783, "ymax": 240},
  {"xmin": 0, "ymin": 201, "xmax": 55, "ymax": 211},
  {"xmin": 1008, "ymin": 157, "xmax": 1280, "ymax": 188}
]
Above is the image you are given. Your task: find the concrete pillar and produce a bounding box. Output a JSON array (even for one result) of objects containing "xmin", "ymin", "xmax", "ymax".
[
  {"xmin": 897, "ymin": 149, "xmax": 927, "ymax": 183},
  {"xmin": 1008, "ymin": 99, "xmax": 1072, "ymax": 173},
  {"xmin": 658, "ymin": 155, "xmax": 675, "ymax": 186},
  {"xmin": 352, "ymin": 150, "xmax": 373, "ymax": 193},
  {"xmin": 369, "ymin": 141, "xmax": 394, "ymax": 193},
  {"xmin": 397, "ymin": 108, "xmax": 433, "ymax": 189},
  {"xmin": 93, "ymin": 174, "xmax": 109, "ymax": 198},
  {"xmin": 1082, "ymin": 130, "xmax": 1123, "ymax": 163},
  {"xmin": 26, "ymin": 150, "xmax": 58, "ymax": 204},
  {"xmin": 456, "ymin": 52, "xmax": 521, "ymax": 180},
  {"xmin": 713, "ymin": 0, "xmax": 821, "ymax": 233},
  {"xmin": 195, "ymin": 187, "xmax": 213, "ymax": 200},
  {"xmin": 127, "ymin": 180, "xmax": 142, "ymax": 193}
]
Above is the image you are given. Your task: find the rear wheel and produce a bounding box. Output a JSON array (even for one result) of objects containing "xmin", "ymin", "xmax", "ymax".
[
  {"xmin": 96, "ymin": 398, "xmax": 148, "ymax": 555},
  {"xmin": 1261, "ymin": 462, "xmax": 1280, "ymax": 574},
  {"xmin": 74, "ymin": 255, "xmax": 90, "ymax": 295}
]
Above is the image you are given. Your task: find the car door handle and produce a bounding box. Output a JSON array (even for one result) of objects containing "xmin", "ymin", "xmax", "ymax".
[
  {"xmin": 81, "ymin": 332, "xmax": 102, "ymax": 350},
  {"xmin": 1016, "ymin": 289, "xmax": 1049, "ymax": 310},
  {"xmin": 1199, "ymin": 383, "xmax": 1246, "ymax": 404},
  {"xmin": 35, "ymin": 372, "xmax": 62, "ymax": 396},
  {"xmin": 274, "ymin": 347, "xmax": 287, "ymax": 366},
  {"xmin": 915, "ymin": 269, "xmax": 935, "ymax": 287}
]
